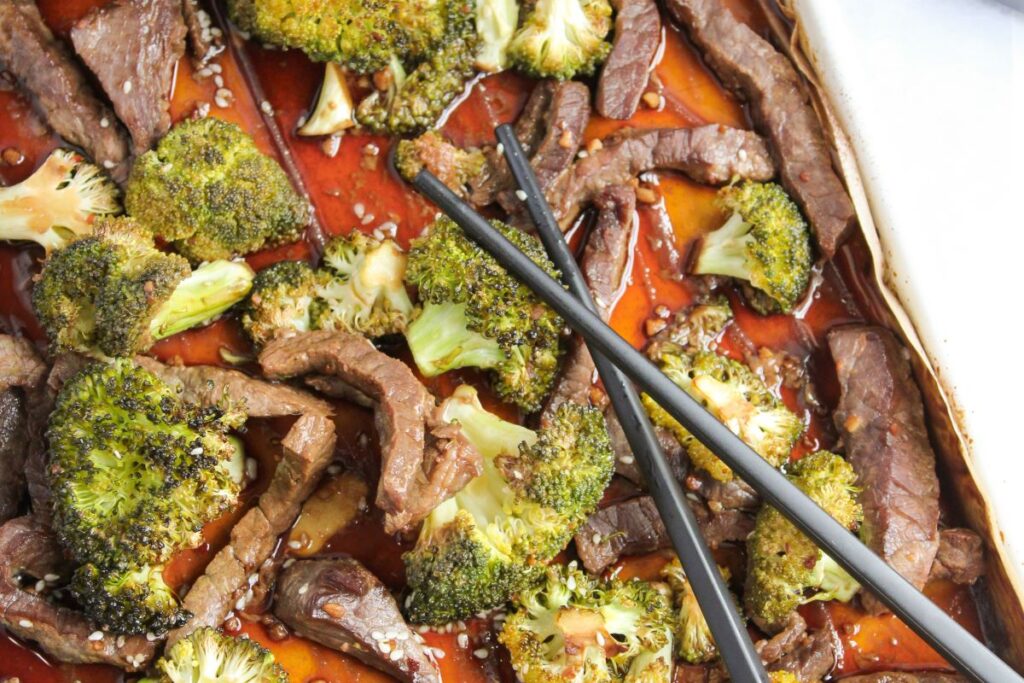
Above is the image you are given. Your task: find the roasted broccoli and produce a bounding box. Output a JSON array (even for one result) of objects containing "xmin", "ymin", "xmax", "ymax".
[
  {"xmin": 32, "ymin": 218, "xmax": 254, "ymax": 357},
  {"xmin": 745, "ymin": 451, "xmax": 862, "ymax": 632},
  {"xmin": 647, "ymin": 299, "xmax": 733, "ymax": 357},
  {"xmin": 148, "ymin": 627, "xmax": 288, "ymax": 683},
  {"xmin": 500, "ymin": 563, "xmax": 674, "ymax": 683},
  {"xmin": 691, "ymin": 182, "xmax": 813, "ymax": 314},
  {"xmin": 71, "ymin": 563, "xmax": 188, "ymax": 635},
  {"xmin": 660, "ymin": 558, "xmax": 734, "ymax": 665},
  {"xmin": 228, "ymin": 0, "xmax": 447, "ymax": 72},
  {"xmin": 643, "ymin": 349, "xmax": 803, "ymax": 482},
  {"xmin": 356, "ymin": 0, "xmax": 478, "ymax": 134},
  {"xmin": 0, "ymin": 148, "xmax": 120, "ymax": 253},
  {"xmin": 125, "ymin": 117, "xmax": 309, "ymax": 262},
  {"xmin": 311, "ymin": 231, "xmax": 414, "ymax": 336},
  {"xmin": 241, "ymin": 233, "xmax": 412, "ymax": 347},
  {"xmin": 508, "ymin": 0, "xmax": 613, "ymax": 80},
  {"xmin": 404, "ymin": 216, "xmax": 564, "ymax": 412},
  {"xmin": 475, "ymin": 0, "xmax": 519, "ymax": 72},
  {"xmin": 297, "ymin": 62, "xmax": 357, "ymax": 137},
  {"xmin": 394, "ymin": 131, "xmax": 486, "ymax": 196},
  {"xmin": 403, "ymin": 385, "xmax": 613, "ymax": 624}
]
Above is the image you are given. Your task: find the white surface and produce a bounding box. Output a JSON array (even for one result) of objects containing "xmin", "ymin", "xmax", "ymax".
[{"xmin": 795, "ymin": 0, "xmax": 1024, "ymax": 578}]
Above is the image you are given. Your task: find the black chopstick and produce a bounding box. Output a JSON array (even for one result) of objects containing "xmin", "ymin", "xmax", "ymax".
[
  {"xmin": 495, "ymin": 125, "xmax": 767, "ymax": 682},
  {"xmin": 410, "ymin": 169, "xmax": 1022, "ymax": 683}
]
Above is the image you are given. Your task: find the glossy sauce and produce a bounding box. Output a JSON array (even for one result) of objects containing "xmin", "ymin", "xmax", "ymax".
[{"xmin": 0, "ymin": 0, "xmax": 983, "ymax": 681}]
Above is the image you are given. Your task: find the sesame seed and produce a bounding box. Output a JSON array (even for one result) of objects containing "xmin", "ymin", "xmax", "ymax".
[
  {"xmin": 515, "ymin": 189, "xmax": 527, "ymax": 201},
  {"xmin": 116, "ymin": 635, "xmax": 125, "ymax": 648},
  {"xmin": 44, "ymin": 574, "xmax": 60, "ymax": 583},
  {"xmin": 214, "ymin": 75, "xmax": 224, "ymax": 88},
  {"xmin": 297, "ymin": 584, "xmax": 308, "ymax": 595},
  {"xmin": 495, "ymin": 143, "xmax": 504, "ymax": 155},
  {"xmin": 103, "ymin": 160, "xmax": 115, "ymax": 169},
  {"xmin": 88, "ymin": 631, "xmax": 104, "ymax": 641},
  {"xmin": 457, "ymin": 633, "xmax": 469, "ymax": 648},
  {"xmin": 191, "ymin": 447, "xmax": 204, "ymax": 455},
  {"xmin": 390, "ymin": 648, "xmax": 403, "ymax": 661},
  {"xmin": 146, "ymin": 632, "xmax": 157, "ymax": 641},
  {"xmin": 417, "ymin": 624, "xmax": 431, "ymax": 634},
  {"xmin": 380, "ymin": 642, "xmax": 391, "ymax": 654},
  {"xmin": 432, "ymin": 647, "xmax": 446, "ymax": 659},
  {"xmin": 283, "ymin": 558, "xmax": 296, "ymax": 568},
  {"xmin": 99, "ymin": 117, "xmax": 109, "ymax": 128},
  {"xmin": 592, "ymin": 533, "xmax": 602, "ymax": 545},
  {"xmin": 287, "ymin": 540, "xmax": 302, "ymax": 550},
  {"xmin": 245, "ymin": 457, "xmax": 258, "ymax": 481},
  {"xmin": 260, "ymin": 100, "xmax": 274, "ymax": 115},
  {"xmin": 122, "ymin": 80, "xmax": 132, "ymax": 94},
  {"xmin": 371, "ymin": 631, "xmax": 384, "ymax": 641},
  {"xmin": 473, "ymin": 648, "xmax": 489, "ymax": 659},
  {"xmin": 34, "ymin": 580, "xmax": 45, "ymax": 592},
  {"xmin": 361, "ymin": 213, "xmax": 375, "ymax": 225},
  {"xmin": 396, "ymin": 631, "xmax": 409, "ymax": 640},
  {"xmin": 196, "ymin": 67, "xmax": 212, "ymax": 79},
  {"xmin": 18, "ymin": 619, "xmax": 32, "ymax": 629},
  {"xmin": 619, "ymin": 455, "xmax": 635, "ymax": 465},
  {"xmin": 354, "ymin": 203, "xmax": 365, "ymax": 218}
]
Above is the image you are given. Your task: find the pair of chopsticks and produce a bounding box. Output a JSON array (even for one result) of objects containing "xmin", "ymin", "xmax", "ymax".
[{"xmin": 410, "ymin": 125, "xmax": 1022, "ymax": 683}]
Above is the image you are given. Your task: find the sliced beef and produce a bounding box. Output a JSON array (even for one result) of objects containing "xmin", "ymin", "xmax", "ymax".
[
  {"xmin": 0, "ymin": 335, "xmax": 45, "ymax": 523},
  {"xmin": 574, "ymin": 495, "xmax": 753, "ymax": 574},
  {"xmin": 829, "ymin": 326, "xmax": 940, "ymax": 613},
  {"xmin": 259, "ymin": 331, "xmax": 482, "ymax": 535},
  {"xmin": 71, "ymin": 0, "xmax": 187, "ymax": 155},
  {"xmin": 930, "ymin": 527, "xmax": 984, "ymax": 585},
  {"xmin": 549, "ymin": 125, "xmax": 774, "ymax": 228},
  {"xmin": 469, "ymin": 80, "xmax": 591, "ymax": 210},
  {"xmin": 0, "ymin": 516, "xmax": 156, "ymax": 670},
  {"xmin": 610, "ymin": 411, "xmax": 689, "ymax": 484},
  {"xmin": 683, "ymin": 469, "xmax": 760, "ymax": 511},
  {"xmin": 597, "ymin": 0, "xmax": 661, "ymax": 119},
  {"xmin": 275, "ymin": 558, "xmax": 440, "ymax": 683},
  {"xmin": 0, "ymin": 0, "xmax": 129, "ymax": 170},
  {"xmin": 0, "ymin": 336, "xmax": 46, "ymax": 390},
  {"xmin": 840, "ymin": 674, "xmax": 966, "ymax": 683},
  {"xmin": 541, "ymin": 186, "xmax": 635, "ymax": 424},
  {"xmin": 181, "ymin": 0, "xmax": 222, "ymax": 65},
  {"xmin": 664, "ymin": 0, "xmax": 856, "ymax": 257},
  {"xmin": 766, "ymin": 625, "xmax": 837, "ymax": 682},
  {"xmin": 756, "ymin": 612, "xmax": 807, "ymax": 666}
]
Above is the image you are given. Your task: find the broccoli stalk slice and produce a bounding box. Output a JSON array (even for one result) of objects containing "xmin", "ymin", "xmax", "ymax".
[
  {"xmin": 692, "ymin": 211, "xmax": 754, "ymax": 281},
  {"xmin": 148, "ymin": 260, "xmax": 256, "ymax": 341},
  {"xmin": 0, "ymin": 149, "xmax": 120, "ymax": 252},
  {"xmin": 406, "ymin": 301, "xmax": 509, "ymax": 376},
  {"xmin": 298, "ymin": 62, "xmax": 357, "ymax": 136},
  {"xmin": 807, "ymin": 553, "xmax": 860, "ymax": 604}
]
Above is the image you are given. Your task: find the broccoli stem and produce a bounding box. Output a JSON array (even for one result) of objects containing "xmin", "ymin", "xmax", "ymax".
[
  {"xmin": 808, "ymin": 553, "xmax": 860, "ymax": 603},
  {"xmin": 149, "ymin": 260, "xmax": 255, "ymax": 341},
  {"xmin": 692, "ymin": 212, "xmax": 754, "ymax": 281},
  {"xmin": 406, "ymin": 301, "xmax": 508, "ymax": 377}
]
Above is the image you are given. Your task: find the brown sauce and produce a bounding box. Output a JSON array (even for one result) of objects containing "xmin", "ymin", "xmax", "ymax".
[{"xmin": 0, "ymin": 0, "xmax": 983, "ymax": 680}]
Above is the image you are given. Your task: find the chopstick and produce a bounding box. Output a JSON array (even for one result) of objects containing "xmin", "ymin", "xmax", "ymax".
[
  {"xmin": 494, "ymin": 125, "xmax": 767, "ymax": 681},
  {"xmin": 410, "ymin": 169, "xmax": 1022, "ymax": 683}
]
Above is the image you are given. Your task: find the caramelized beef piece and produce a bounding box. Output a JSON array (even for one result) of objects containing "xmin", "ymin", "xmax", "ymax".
[
  {"xmin": 597, "ymin": 0, "xmax": 661, "ymax": 119},
  {"xmin": 930, "ymin": 527, "xmax": 985, "ymax": 585},
  {"xmin": 549, "ymin": 126, "xmax": 774, "ymax": 228},
  {"xmin": 470, "ymin": 80, "xmax": 591, "ymax": 210},
  {"xmin": 829, "ymin": 326, "xmax": 940, "ymax": 612},
  {"xmin": 71, "ymin": 0, "xmax": 187, "ymax": 154},
  {"xmin": 665, "ymin": 0, "xmax": 856, "ymax": 257},
  {"xmin": 275, "ymin": 559, "xmax": 440, "ymax": 683},
  {"xmin": 0, "ymin": 0, "xmax": 129, "ymax": 171},
  {"xmin": 766, "ymin": 625, "xmax": 837, "ymax": 682},
  {"xmin": 0, "ymin": 517, "xmax": 157, "ymax": 670},
  {"xmin": 0, "ymin": 336, "xmax": 45, "ymax": 523},
  {"xmin": 259, "ymin": 331, "xmax": 481, "ymax": 535}
]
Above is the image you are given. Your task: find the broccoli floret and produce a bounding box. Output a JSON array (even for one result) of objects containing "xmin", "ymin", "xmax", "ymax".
[
  {"xmin": 125, "ymin": 118, "xmax": 309, "ymax": 262},
  {"xmin": 500, "ymin": 563, "xmax": 674, "ymax": 683},
  {"xmin": 31, "ymin": 218, "xmax": 254, "ymax": 357},
  {"xmin": 356, "ymin": 1, "xmax": 478, "ymax": 135},
  {"xmin": 642, "ymin": 349, "xmax": 803, "ymax": 482},
  {"xmin": 297, "ymin": 62, "xmax": 357, "ymax": 137},
  {"xmin": 691, "ymin": 182, "xmax": 813, "ymax": 314},
  {"xmin": 0, "ymin": 149, "xmax": 120, "ymax": 253},
  {"xmin": 241, "ymin": 260, "xmax": 319, "ymax": 348},
  {"xmin": 660, "ymin": 558, "xmax": 734, "ymax": 665},
  {"xmin": 71, "ymin": 563, "xmax": 188, "ymax": 635},
  {"xmin": 648, "ymin": 299, "xmax": 733, "ymax": 357},
  {"xmin": 508, "ymin": 0, "xmax": 613, "ymax": 80},
  {"xmin": 311, "ymin": 232, "xmax": 414, "ymax": 337},
  {"xmin": 403, "ymin": 385, "xmax": 613, "ymax": 624},
  {"xmin": 395, "ymin": 131, "xmax": 485, "ymax": 196},
  {"xmin": 47, "ymin": 360, "xmax": 245, "ymax": 569},
  {"xmin": 228, "ymin": 0, "xmax": 446, "ymax": 73},
  {"xmin": 404, "ymin": 216, "xmax": 565, "ymax": 412},
  {"xmin": 744, "ymin": 451, "xmax": 862, "ymax": 632},
  {"xmin": 475, "ymin": 0, "xmax": 520, "ymax": 72},
  {"xmin": 149, "ymin": 627, "xmax": 288, "ymax": 683}
]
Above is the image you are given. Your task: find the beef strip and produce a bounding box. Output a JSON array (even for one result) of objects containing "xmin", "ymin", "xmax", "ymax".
[
  {"xmin": 664, "ymin": 0, "xmax": 856, "ymax": 257},
  {"xmin": 259, "ymin": 331, "xmax": 482, "ymax": 535},
  {"xmin": 549, "ymin": 125, "xmax": 775, "ymax": 229},
  {"xmin": 596, "ymin": 0, "xmax": 661, "ymax": 119},
  {"xmin": 829, "ymin": 326, "xmax": 940, "ymax": 613},
  {"xmin": 610, "ymin": 411, "xmax": 689, "ymax": 484},
  {"xmin": 683, "ymin": 469, "xmax": 759, "ymax": 511},
  {"xmin": 574, "ymin": 495, "xmax": 753, "ymax": 574},
  {"xmin": 469, "ymin": 80, "xmax": 591, "ymax": 210},
  {"xmin": 930, "ymin": 527, "xmax": 984, "ymax": 585},
  {"xmin": 71, "ymin": 0, "xmax": 187, "ymax": 155},
  {"xmin": 275, "ymin": 558, "xmax": 440, "ymax": 683},
  {"xmin": 0, "ymin": 335, "xmax": 45, "ymax": 523},
  {"xmin": 0, "ymin": 516, "xmax": 157, "ymax": 670},
  {"xmin": 541, "ymin": 186, "xmax": 635, "ymax": 424},
  {"xmin": 766, "ymin": 625, "xmax": 837, "ymax": 682},
  {"xmin": 181, "ymin": 0, "xmax": 222, "ymax": 65},
  {"xmin": 756, "ymin": 612, "xmax": 807, "ymax": 665},
  {"xmin": 140, "ymin": 361, "xmax": 337, "ymax": 644},
  {"xmin": 840, "ymin": 674, "xmax": 966, "ymax": 683},
  {"xmin": 0, "ymin": 0, "xmax": 129, "ymax": 170}
]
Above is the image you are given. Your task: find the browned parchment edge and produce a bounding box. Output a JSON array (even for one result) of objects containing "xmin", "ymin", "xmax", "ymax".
[{"xmin": 759, "ymin": 0, "xmax": 1024, "ymax": 669}]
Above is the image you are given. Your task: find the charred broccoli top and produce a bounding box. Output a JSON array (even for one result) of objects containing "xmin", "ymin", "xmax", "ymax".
[
  {"xmin": 745, "ymin": 451, "xmax": 862, "ymax": 632},
  {"xmin": 71, "ymin": 563, "xmax": 188, "ymax": 635},
  {"xmin": 0, "ymin": 148, "xmax": 120, "ymax": 253},
  {"xmin": 125, "ymin": 118, "xmax": 309, "ymax": 262},
  {"xmin": 508, "ymin": 0, "xmax": 613, "ymax": 80},
  {"xmin": 500, "ymin": 563, "xmax": 674, "ymax": 683},
  {"xmin": 148, "ymin": 627, "xmax": 289, "ymax": 682},
  {"xmin": 404, "ymin": 216, "xmax": 565, "ymax": 413},
  {"xmin": 660, "ymin": 558, "xmax": 734, "ymax": 665},
  {"xmin": 403, "ymin": 386, "xmax": 614, "ymax": 624},
  {"xmin": 691, "ymin": 182, "xmax": 813, "ymax": 314},
  {"xmin": 31, "ymin": 217, "xmax": 254, "ymax": 357}
]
